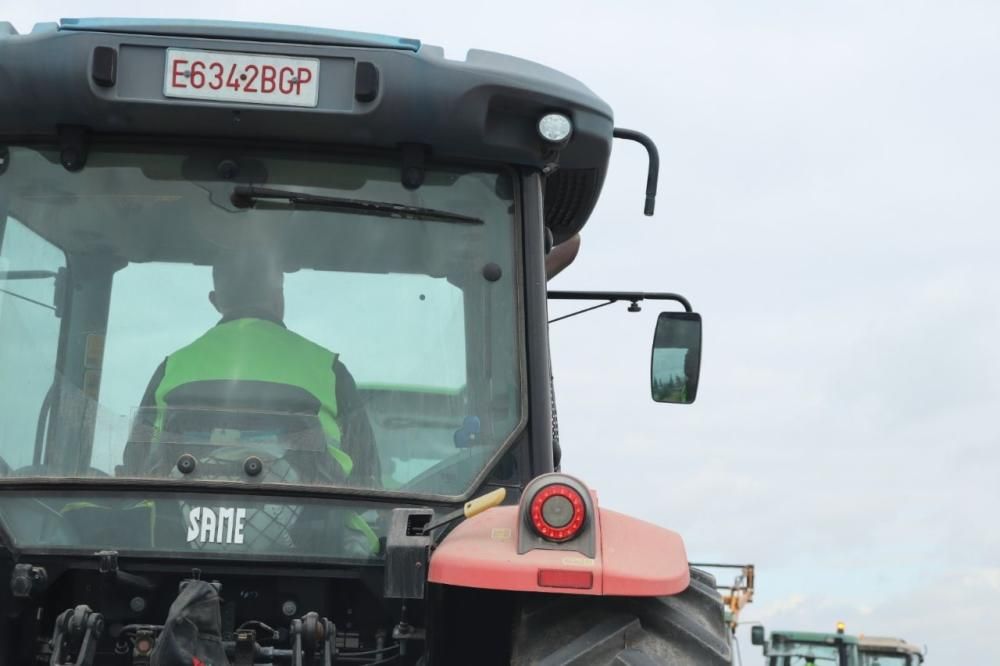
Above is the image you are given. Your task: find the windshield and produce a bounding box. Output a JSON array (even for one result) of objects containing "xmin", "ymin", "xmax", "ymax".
[
  {"xmin": 769, "ymin": 641, "xmax": 848, "ymax": 666},
  {"xmin": 0, "ymin": 145, "xmax": 523, "ymax": 508}
]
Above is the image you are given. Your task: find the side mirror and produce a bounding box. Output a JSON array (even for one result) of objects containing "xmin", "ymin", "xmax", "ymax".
[
  {"xmin": 650, "ymin": 312, "xmax": 702, "ymax": 404},
  {"xmin": 751, "ymin": 625, "xmax": 765, "ymax": 646}
]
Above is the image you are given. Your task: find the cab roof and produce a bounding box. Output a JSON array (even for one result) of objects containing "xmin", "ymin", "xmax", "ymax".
[
  {"xmin": 772, "ymin": 630, "xmax": 860, "ymax": 645},
  {"xmin": 33, "ymin": 18, "xmax": 420, "ymax": 50},
  {"xmin": 859, "ymin": 636, "xmax": 923, "ymax": 655},
  {"xmin": 0, "ymin": 18, "xmax": 615, "ymax": 241}
]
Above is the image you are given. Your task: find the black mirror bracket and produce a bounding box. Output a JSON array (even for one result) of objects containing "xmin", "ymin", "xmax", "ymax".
[
  {"xmin": 613, "ymin": 128, "xmax": 659, "ymax": 216},
  {"xmin": 547, "ymin": 290, "xmax": 692, "ymax": 324}
]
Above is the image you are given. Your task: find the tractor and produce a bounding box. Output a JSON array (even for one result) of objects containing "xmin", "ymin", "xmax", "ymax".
[
  {"xmin": 0, "ymin": 18, "xmax": 730, "ymax": 665},
  {"xmin": 752, "ymin": 624, "xmax": 861, "ymax": 666},
  {"xmin": 858, "ymin": 636, "xmax": 925, "ymax": 665}
]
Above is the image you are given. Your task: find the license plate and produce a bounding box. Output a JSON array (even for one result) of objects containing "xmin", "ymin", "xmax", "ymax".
[{"xmin": 164, "ymin": 49, "xmax": 320, "ymax": 108}]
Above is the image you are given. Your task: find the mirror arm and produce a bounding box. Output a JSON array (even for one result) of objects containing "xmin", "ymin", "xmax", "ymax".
[
  {"xmin": 548, "ymin": 290, "xmax": 692, "ymax": 314},
  {"xmin": 547, "ymin": 298, "xmax": 617, "ymax": 324},
  {"xmin": 0, "ymin": 287, "xmax": 58, "ymax": 311},
  {"xmin": 613, "ymin": 128, "xmax": 659, "ymax": 216}
]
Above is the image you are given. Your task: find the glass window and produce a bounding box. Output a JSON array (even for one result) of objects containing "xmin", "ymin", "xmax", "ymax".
[
  {"xmin": 0, "ymin": 144, "xmax": 522, "ymax": 519},
  {"xmin": 0, "ymin": 491, "xmax": 387, "ymax": 561},
  {"xmin": 0, "ymin": 217, "xmax": 65, "ymax": 471},
  {"xmin": 770, "ymin": 643, "xmax": 842, "ymax": 665},
  {"xmin": 95, "ymin": 264, "xmax": 471, "ymax": 489}
]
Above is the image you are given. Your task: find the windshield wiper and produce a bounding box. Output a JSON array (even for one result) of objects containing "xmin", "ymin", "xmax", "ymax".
[
  {"xmin": 230, "ymin": 185, "xmax": 483, "ymax": 225},
  {"xmin": 0, "ymin": 270, "xmax": 59, "ymax": 280}
]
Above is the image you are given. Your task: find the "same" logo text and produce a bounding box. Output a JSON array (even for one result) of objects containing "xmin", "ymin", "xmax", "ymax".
[{"xmin": 186, "ymin": 507, "xmax": 248, "ymax": 544}]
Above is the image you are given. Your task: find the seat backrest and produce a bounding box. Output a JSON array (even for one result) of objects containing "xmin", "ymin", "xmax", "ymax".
[{"xmin": 149, "ymin": 380, "xmax": 337, "ymax": 482}]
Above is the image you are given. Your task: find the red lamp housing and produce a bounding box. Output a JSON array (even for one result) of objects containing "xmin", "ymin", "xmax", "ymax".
[{"xmin": 529, "ymin": 483, "xmax": 587, "ymax": 542}]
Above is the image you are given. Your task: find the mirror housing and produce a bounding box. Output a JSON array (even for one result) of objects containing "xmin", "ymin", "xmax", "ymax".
[
  {"xmin": 650, "ymin": 312, "xmax": 702, "ymax": 404},
  {"xmin": 751, "ymin": 625, "xmax": 765, "ymax": 646}
]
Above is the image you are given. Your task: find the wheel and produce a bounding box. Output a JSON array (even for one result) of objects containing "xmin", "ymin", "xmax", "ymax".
[{"xmin": 510, "ymin": 567, "xmax": 732, "ymax": 665}]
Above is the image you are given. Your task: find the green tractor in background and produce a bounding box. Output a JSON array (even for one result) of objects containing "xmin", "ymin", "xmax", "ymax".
[{"xmin": 752, "ymin": 623, "xmax": 860, "ymax": 666}]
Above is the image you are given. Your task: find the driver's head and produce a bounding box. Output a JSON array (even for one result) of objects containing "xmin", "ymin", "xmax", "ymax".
[{"xmin": 209, "ymin": 247, "xmax": 285, "ymax": 321}]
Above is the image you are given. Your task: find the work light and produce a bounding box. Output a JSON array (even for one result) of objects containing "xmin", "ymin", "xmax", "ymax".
[{"xmin": 538, "ymin": 113, "xmax": 573, "ymax": 143}]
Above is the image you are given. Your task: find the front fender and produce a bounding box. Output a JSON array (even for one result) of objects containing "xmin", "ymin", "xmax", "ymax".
[{"xmin": 427, "ymin": 499, "xmax": 690, "ymax": 597}]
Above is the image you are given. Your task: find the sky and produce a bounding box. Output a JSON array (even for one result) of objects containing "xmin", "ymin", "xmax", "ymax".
[{"xmin": 6, "ymin": 1, "xmax": 1000, "ymax": 662}]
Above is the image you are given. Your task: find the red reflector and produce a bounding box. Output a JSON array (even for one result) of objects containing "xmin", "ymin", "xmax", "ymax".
[{"xmin": 537, "ymin": 569, "xmax": 594, "ymax": 590}]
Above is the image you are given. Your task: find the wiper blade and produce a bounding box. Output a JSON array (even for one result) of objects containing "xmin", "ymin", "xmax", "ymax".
[
  {"xmin": 0, "ymin": 270, "xmax": 58, "ymax": 280},
  {"xmin": 230, "ymin": 185, "xmax": 483, "ymax": 225}
]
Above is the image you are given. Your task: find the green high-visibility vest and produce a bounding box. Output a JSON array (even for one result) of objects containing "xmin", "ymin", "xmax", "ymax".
[{"xmin": 153, "ymin": 318, "xmax": 353, "ymax": 475}]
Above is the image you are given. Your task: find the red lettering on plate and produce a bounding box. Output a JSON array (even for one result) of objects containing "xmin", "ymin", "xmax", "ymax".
[
  {"xmin": 296, "ymin": 67, "xmax": 313, "ymax": 95},
  {"xmin": 244, "ymin": 65, "xmax": 259, "ymax": 93},
  {"xmin": 209, "ymin": 62, "xmax": 224, "ymax": 90},
  {"xmin": 190, "ymin": 61, "xmax": 206, "ymax": 89},
  {"xmin": 260, "ymin": 65, "xmax": 277, "ymax": 94},
  {"xmin": 278, "ymin": 66, "xmax": 295, "ymax": 94},
  {"xmin": 171, "ymin": 59, "xmax": 188, "ymax": 88},
  {"xmin": 226, "ymin": 63, "xmax": 241, "ymax": 91}
]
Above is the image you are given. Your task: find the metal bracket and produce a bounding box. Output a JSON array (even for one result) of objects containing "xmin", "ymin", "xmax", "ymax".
[
  {"xmin": 546, "ymin": 290, "xmax": 693, "ymax": 324},
  {"xmin": 10, "ymin": 563, "xmax": 47, "ymax": 599},
  {"xmin": 613, "ymin": 128, "xmax": 659, "ymax": 216},
  {"xmin": 50, "ymin": 606, "xmax": 105, "ymax": 666},
  {"xmin": 97, "ymin": 550, "xmax": 118, "ymax": 574},
  {"xmin": 391, "ymin": 618, "xmax": 426, "ymax": 658},
  {"xmin": 130, "ymin": 628, "xmax": 156, "ymax": 665},
  {"xmin": 290, "ymin": 612, "xmax": 336, "ymax": 666},
  {"xmin": 233, "ymin": 629, "xmax": 256, "ymax": 666},
  {"xmin": 384, "ymin": 508, "xmax": 433, "ymax": 599}
]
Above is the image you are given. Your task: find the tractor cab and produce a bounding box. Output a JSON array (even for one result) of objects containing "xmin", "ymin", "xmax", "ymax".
[
  {"xmin": 0, "ymin": 18, "xmax": 720, "ymax": 666},
  {"xmin": 753, "ymin": 626, "xmax": 861, "ymax": 666}
]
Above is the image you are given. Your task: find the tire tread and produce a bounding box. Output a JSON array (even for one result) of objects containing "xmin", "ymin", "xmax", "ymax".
[{"xmin": 510, "ymin": 567, "xmax": 732, "ymax": 665}]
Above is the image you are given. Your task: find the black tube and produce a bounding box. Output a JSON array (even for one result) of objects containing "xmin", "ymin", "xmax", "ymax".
[
  {"xmin": 32, "ymin": 383, "xmax": 54, "ymax": 466},
  {"xmin": 523, "ymin": 172, "xmax": 555, "ymax": 477},
  {"xmin": 548, "ymin": 290, "xmax": 692, "ymax": 313},
  {"xmin": 613, "ymin": 128, "xmax": 660, "ymax": 216}
]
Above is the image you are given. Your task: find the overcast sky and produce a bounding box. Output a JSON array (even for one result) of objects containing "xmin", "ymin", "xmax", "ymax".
[{"xmin": 8, "ymin": 1, "xmax": 1000, "ymax": 662}]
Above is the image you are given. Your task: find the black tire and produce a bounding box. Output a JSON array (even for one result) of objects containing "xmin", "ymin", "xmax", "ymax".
[{"xmin": 510, "ymin": 567, "xmax": 732, "ymax": 665}]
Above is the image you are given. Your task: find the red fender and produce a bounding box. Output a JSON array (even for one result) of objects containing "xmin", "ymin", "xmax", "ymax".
[{"xmin": 427, "ymin": 500, "xmax": 690, "ymax": 597}]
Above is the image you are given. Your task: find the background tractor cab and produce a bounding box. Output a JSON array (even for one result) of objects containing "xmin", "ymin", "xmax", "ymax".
[
  {"xmin": 0, "ymin": 17, "xmax": 723, "ymax": 666},
  {"xmin": 858, "ymin": 636, "xmax": 926, "ymax": 666},
  {"xmin": 752, "ymin": 623, "xmax": 861, "ymax": 666}
]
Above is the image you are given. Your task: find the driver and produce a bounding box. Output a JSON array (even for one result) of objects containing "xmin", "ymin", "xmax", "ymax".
[{"xmin": 124, "ymin": 247, "xmax": 380, "ymax": 489}]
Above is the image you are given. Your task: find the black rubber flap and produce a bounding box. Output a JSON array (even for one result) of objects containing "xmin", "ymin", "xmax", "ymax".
[{"xmin": 150, "ymin": 580, "xmax": 230, "ymax": 666}]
